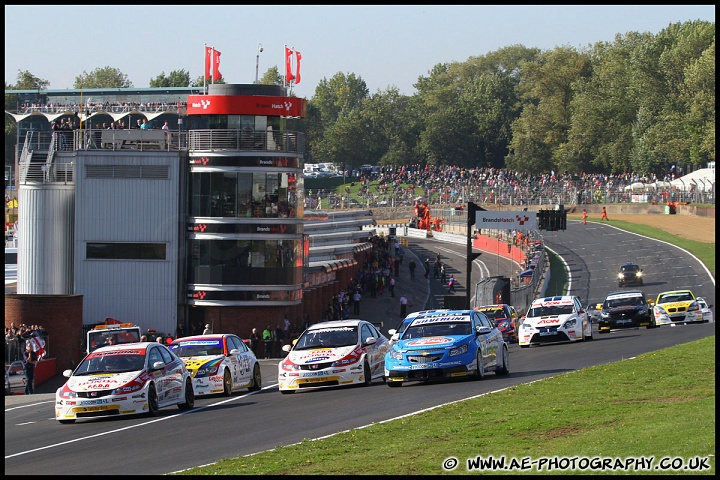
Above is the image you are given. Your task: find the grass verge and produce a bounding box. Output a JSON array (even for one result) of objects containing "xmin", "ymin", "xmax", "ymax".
[{"xmin": 175, "ymin": 338, "xmax": 715, "ymax": 475}]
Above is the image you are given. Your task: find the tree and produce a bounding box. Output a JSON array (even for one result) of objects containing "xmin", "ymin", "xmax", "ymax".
[
  {"xmin": 259, "ymin": 66, "xmax": 283, "ymax": 86},
  {"xmin": 10, "ymin": 70, "xmax": 50, "ymax": 90},
  {"xmin": 150, "ymin": 69, "xmax": 192, "ymax": 88},
  {"xmin": 190, "ymin": 75, "xmax": 226, "ymax": 87},
  {"xmin": 74, "ymin": 67, "xmax": 133, "ymax": 89}
]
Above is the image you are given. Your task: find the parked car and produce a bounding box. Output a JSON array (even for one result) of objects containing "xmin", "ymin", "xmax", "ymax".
[
  {"xmin": 518, "ymin": 295, "xmax": 592, "ymax": 347},
  {"xmin": 475, "ymin": 304, "xmax": 519, "ymax": 343},
  {"xmin": 384, "ymin": 309, "xmax": 509, "ymax": 387},
  {"xmin": 5, "ymin": 361, "xmax": 27, "ymax": 395},
  {"xmin": 169, "ymin": 334, "xmax": 261, "ymax": 397},
  {"xmin": 649, "ymin": 290, "xmax": 703, "ymax": 326},
  {"xmin": 598, "ymin": 290, "xmax": 655, "ymax": 333},
  {"xmin": 278, "ymin": 319, "xmax": 390, "ymax": 394},
  {"xmin": 617, "ymin": 262, "xmax": 643, "ymax": 287},
  {"xmin": 55, "ymin": 342, "xmax": 194, "ymax": 423}
]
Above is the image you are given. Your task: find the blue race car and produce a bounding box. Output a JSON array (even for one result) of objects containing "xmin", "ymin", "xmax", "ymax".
[{"xmin": 384, "ymin": 309, "xmax": 509, "ymax": 387}]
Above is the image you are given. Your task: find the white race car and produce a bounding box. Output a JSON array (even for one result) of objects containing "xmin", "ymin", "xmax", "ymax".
[
  {"xmin": 519, "ymin": 295, "xmax": 593, "ymax": 347},
  {"xmin": 169, "ymin": 334, "xmax": 261, "ymax": 396},
  {"xmin": 55, "ymin": 342, "xmax": 194, "ymax": 423},
  {"xmin": 278, "ymin": 319, "xmax": 390, "ymax": 394},
  {"xmin": 696, "ymin": 297, "xmax": 714, "ymax": 323}
]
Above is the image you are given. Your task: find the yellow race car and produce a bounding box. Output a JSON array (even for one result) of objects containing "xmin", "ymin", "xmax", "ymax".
[{"xmin": 649, "ymin": 290, "xmax": 703, "ymax": 326}]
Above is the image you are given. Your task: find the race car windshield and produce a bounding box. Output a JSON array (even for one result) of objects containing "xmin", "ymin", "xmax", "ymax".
[
  {"xmin": 621, "ymin": 265, "xmax": 639, "ymax": 272},
  {"xmin": 659, "ymin": 293, "xmax": 693, "ymax": 303},
  {"xmin": 605, "ymin": 296, "xmax": 644, "ymax": 308},
  {"xmin": 294, "ymin": 328, "xmax": 358, "ymax": 350},
  {"xmin": 402, "ymin": 322, "xmax": 472, "ymax": 339},
  {"xmin": 481, "ymin": 309, "xmax": 506, "ymax": 320},
  {"xmin": 173, "ymin": 344, "xmax": 224, "ymax": 357},
  {"xmin": 75, "ymin": 353, "xmax": 146, "ymax": 374},
  {"xmin": 528, "ymin": 305, "xmax": 574, "ymax": 317}
]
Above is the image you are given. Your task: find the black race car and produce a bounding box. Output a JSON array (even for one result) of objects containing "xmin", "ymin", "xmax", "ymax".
[
  {"xmin": 617, "ymin": 262, "xmax": 643, "ymax": 287},
  {"xmin": 598, "ymin": 290, "xmax": 655, "ymax": 333}
]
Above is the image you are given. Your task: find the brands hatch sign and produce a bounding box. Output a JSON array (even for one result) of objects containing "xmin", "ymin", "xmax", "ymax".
[{"xmin": 475, "ymin": 211, "xmax": 537, "ymax": 230}]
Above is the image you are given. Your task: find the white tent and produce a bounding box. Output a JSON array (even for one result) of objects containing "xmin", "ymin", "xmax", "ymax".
[{"xmin": 671, "ymin": 168, "xmax": 715, "ymax": 192}]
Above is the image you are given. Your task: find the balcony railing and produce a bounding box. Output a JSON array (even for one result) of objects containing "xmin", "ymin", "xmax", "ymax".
[{"xmin": 188, "ymin": 129, "xmax": 304, "ymax": 154}]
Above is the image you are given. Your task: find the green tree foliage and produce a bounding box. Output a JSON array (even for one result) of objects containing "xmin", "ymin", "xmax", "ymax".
[
  {"xmin": 190, "ymin": 75, "xmax": 226, "ymax": 87},
  {"xmin": 74, "ymin": 66, "xmax": 133, "ymax": 89},
  {"xmin": 5, "ymin": 21, "xmax": 715, "ymax": 177},
  {"xmin": 259, "ymin": 66, "xmax": 283, "ymax": 86},
  {"xmin": 150, "ymin": 69, "xmax": 192, "ymax": 88}
]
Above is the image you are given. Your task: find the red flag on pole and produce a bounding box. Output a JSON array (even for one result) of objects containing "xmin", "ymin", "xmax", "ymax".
[
  {"xmin": 205, "ymin": 46, "xmax": 213, "ymax": 80},
  {"xmin": 285, "ymin": 46, "xmax": 295, "ymax": 83},
  {"xmin": 213, "ymin": 49, "xmax": 222, "ymax": 80},
  {"xmin": 295, "ymin": 50, "xmax": 302, "ymax": 85}
]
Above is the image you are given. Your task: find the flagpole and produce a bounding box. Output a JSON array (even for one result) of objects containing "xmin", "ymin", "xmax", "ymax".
[
  {"xmin": 203, "ymin": 43, "xmax": 207, "ymax": 94},
  {"xmin": 211, "ymin": 46, "xmax": 215, "ymax": 85}
]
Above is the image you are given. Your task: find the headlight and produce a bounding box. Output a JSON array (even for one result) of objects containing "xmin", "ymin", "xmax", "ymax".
[
  {"xmin": 449, "ymin": 344, "xmax": 468, "ymax": 356},
  {"xmin": 196, "ymin": 364, "xmax": 221, "ymax": 377},
  {"xmin": 563, "ymin": 318, "xmax": 578, "ymax": 329},
  {"xmin": 389, "ymin": 349, "xmax": 403, "ymax": 360},
  {"xmin": 600, "ymin": 312, "xmax": 610, "ymax": 318},
  {"xmin": 617, "ymin": 273, "xmax": 625, "ymax": 279},
  {"xmin": 636, "ymin": 271, "xmax": 642, "ymax": 277}
]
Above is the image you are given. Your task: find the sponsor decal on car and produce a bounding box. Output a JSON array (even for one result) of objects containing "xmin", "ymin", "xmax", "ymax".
[{"xmin": 406, "ymin": 337, "xmax": 452, "ymax": 346}]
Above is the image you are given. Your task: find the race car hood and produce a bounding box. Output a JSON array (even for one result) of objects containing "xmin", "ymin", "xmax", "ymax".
[
  {"xmin": 603, "ymin": 305, "xmax": 647, "ymax": 315},
  {"xmin": 657, "ymin": 300, "xmax": 693, "ymax": 310},
  {"xmin": 287, "ymin": 345, "xmax": 360, "ymax": 364},
  {"xmin": 64, "ymin": 371, "xmax": 144, "ymax": 392},
  {"xmin": 524, "ymin": 315, "xmax": 570, "ymax": 327},
  {"xmin": 395, "ymin": 336, "xmax": 467, "ymax": 350},
  {"xmin": 181, "ymin": 355, "xmax": 224, "ymax": 372}
]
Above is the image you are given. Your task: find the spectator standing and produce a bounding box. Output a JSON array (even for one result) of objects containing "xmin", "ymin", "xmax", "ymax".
[
  {"xmin": 283, "ymin": 315, "xmax": 291, "ymax": 339},
  {"xmin": 135, "ymin": 119, "xmax": 143, "ymax": 129},
  {"xmin": 353, "ymin": 289, "xmax": 362, "ymax": 314},
  {"xmin": 203, "ymin": 324, "xmax": 212, "ymax": 334},
  {"xmin": 262, "ymin": 325, "xmax": 273, "ymax": 359},
  {"xmin": 400, "ymin": 294, "xmax": 409, "ymax": 318},
  {"xmin": 582, "ymin": 209, "xmax": 588, "ymax": 225},
  {"xmin": 424, "ymin": 258, "xmax": 430, "ymax": 278},
  {"xmin": 389, "ymin": 276, "xmax": 396, "ymax": 297},
  {"xmin": 408, "ymin": 259, "xmax": 416, "ymax": 279},
  {"xmin": 273, "ymin": 324, "xmax": 285, "ymax": 358},
  {"xmin": 448, "ymin": 275, "xmax": 456, "ymax": 293},
  {"xmin": 161, "ymin": 121, "xmax": 169, "ymax": 131},
  {"xmin": 140, "ymin": 119, "xmax": 149, "ymax": 130},
  {"xmin": 23, "ymin": 342, "xmax": 37, "ymax": 395},
  {"xmin": 249, "ymin": 328, "xmax": 260, "ymax": 357},
  {"xmin": 440, "ymin": 263, "xmax": 447, "ymax": 284}
]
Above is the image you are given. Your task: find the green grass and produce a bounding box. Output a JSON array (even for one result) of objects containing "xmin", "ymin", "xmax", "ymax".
[
  {"xmin": 175, "ymin": 338, "xmax": 716, "ymax": 475},
  {"xmin": 175, "ymin": 218, "xmax": 715, "ymax": 475}
]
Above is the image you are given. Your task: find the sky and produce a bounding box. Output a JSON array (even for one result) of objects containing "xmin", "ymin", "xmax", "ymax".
[{"xmin": 4, "ymin": 5, "xmax": 715, "ymax": 99}]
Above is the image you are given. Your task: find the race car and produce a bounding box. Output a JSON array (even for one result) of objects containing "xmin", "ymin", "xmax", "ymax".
[
  {"xmin": 518, "ymin": 295, "xmax": 592, "ymax": 347},
  {"xmin": 598, "ymin": 290, "xmax": 655, "ymax": 333},
  {"xmin": 475, "ymin": 304, "xmax": 519, "ymax": 343},
  {"xmin": 384, "ymin": 309, "xmax": 509, "ymax": 387},
  {"xmin": 650, "ymin": 290, "xmax": 704, "ymax": 326},
  {"xmin": 617, "ymin": 262, "xmax": 643, "ymax": 287},
  {"xmin": 55, "ymin": 342, "xmax": 194, "ymax": 423},
  {"xmin": 169, "ymin": 334, "xmax": 262, "ymax": 396},
  {"xmin": 278, "ymin": 319, "xmax": 389, "ymax": 394}
]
